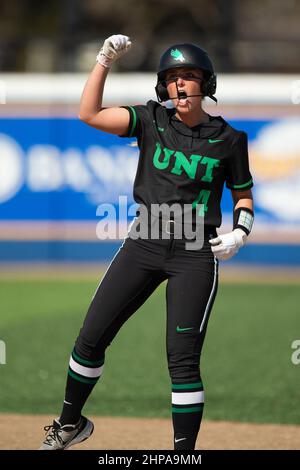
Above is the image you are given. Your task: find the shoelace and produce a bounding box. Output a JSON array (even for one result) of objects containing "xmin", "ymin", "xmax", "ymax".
[{"xmin": 43, "ymin": 423, "xmax": 64, "ymax": 446}]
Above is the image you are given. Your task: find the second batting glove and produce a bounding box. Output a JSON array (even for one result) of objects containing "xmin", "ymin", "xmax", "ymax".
[
  {"xmin": 209, "ymin": 228, "xmax": 247, "ymax": 261},
  {"xmin": 96, "ymin": 34, "xmax": 132, "ymax": 68}
]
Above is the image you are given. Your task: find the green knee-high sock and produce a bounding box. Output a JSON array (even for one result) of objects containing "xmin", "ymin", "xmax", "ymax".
[
  {"xmin": 59, "ymin": 348, "xmax": 104, "ymax": 425},
  {"xmin": 171, "ymin": 380, "xmax": 204, "ymax": 450}
]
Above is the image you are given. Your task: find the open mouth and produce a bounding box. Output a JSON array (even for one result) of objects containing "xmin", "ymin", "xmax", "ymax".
[
  {"xmin": 177, "ymin": 90, "xmax": 188, "ymax": 106},
  {"xmin": 178, "ymin": 90, "xmax": 187, "ymax": 99}
]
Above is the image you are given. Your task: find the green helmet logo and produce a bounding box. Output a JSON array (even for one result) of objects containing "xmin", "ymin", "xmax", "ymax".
[{"xmin": 170, "ymin": 49, "xmax": 186, "ymax": 63}]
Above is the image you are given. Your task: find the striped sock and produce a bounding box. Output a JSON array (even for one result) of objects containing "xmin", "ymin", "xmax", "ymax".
[
  {"xmin": 59, "ymin": 348, "xmax": 104, "ymax": 425},
  {"xmin": 171, "ymin": 380, "xmax": 204, "ymax": 450}
]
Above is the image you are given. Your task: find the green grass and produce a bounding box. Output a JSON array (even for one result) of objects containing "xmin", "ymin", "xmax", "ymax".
[{"xmin": 0, "ymin": 278, "xmax": 299, "ymax": 424}]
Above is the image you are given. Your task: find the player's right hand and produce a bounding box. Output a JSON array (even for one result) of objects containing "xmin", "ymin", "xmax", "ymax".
[{"xmin": 96, "ymin": 34, "xmax": 132, "ymax": 68}]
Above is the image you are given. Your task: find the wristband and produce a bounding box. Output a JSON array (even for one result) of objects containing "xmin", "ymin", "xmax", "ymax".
[{"xmin": 233, "ymin": 207, "xmax": 254, "ymax": 236}]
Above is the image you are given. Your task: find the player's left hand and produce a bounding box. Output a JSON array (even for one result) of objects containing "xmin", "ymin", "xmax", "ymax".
[{"xmin": 209, "ymin": 228, "xmax": 247, "ymax": 260}]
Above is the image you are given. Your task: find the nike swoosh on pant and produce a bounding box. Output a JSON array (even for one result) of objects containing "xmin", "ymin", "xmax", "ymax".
[{"xmin": 175, "ymin": 437, "xmax": 187, "ymax": 443}]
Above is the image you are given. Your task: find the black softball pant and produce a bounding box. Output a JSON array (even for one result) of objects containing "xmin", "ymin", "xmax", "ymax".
[{"xmin": 75, "ymin": 232, "xmax": 219, "ymax": 384}]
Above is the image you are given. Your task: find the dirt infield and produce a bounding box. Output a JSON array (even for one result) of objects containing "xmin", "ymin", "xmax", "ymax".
[{"xmin": 0, "ymin": 415, "xmax": 299, "ymax": 450}]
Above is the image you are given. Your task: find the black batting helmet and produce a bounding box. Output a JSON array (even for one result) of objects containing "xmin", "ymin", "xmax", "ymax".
[{"xmin": 155, "ymin": 43, "xmax": 217, "ymax": 102}]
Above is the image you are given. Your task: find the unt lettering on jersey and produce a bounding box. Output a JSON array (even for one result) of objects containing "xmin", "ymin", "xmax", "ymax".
[{"xmin": 152, "ymin": 142, "xmax": 220, "ymax": 182}]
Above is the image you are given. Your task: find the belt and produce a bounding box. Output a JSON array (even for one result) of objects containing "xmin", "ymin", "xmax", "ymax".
[
  {"xmin": 130, "ymin": 213, "xmax": 217, "ymax": 239},
  {"xmin": 161, "ymin": 219, "xmax": 216, "ymax": 238},
  {"xmin": 146, "ymin": 214, "xmax": 216, "ymax": 238}
]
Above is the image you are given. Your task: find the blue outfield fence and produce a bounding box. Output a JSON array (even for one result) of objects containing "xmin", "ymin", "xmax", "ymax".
[
  {"xmin": 0, "ymin": 241, "xmax": 299, "ymax": 266},
  {"xmin": 0, "ymin": 116, "xmax": 299, "ymax": 265}
]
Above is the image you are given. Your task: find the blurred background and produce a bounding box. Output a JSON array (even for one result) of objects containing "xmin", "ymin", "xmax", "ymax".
[
  {"xmin": 0, "ymin": 0, "xmax": 300, "ymax": 73},
  {"xmin": 0, "ymin": 0, "xmax": 300, "ymax": 448},
  {"xmin": 0, "ymin": 0, "xmax": 299, "ymax": 265}
]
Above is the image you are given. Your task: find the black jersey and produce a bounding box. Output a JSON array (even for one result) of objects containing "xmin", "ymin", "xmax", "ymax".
[{"xmin": 120, "ymin": 100, "xmax": 253, "ymax": 227}]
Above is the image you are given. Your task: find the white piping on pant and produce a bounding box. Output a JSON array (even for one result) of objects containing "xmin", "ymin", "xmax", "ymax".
[{"xmin": 199, "ymin": 256, "xmax": 218, "ymax": 333}]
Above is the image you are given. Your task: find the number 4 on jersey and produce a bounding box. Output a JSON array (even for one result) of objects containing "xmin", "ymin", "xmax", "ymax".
[{"xmin": 192, "ymin": 189, "xmax": 211, "ymax": 217}]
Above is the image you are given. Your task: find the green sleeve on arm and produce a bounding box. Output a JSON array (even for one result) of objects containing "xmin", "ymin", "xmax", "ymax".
[
  {"xmin": 225, "ymin": 132, "xmax": 254, "ymax": 190},
  {"xmin": 231, "ymin": 178, "xmax": 253, "ymax": 189},
  {"xmin": 128, "ymin": 106, "xmax": 137, "ymax": 137}
]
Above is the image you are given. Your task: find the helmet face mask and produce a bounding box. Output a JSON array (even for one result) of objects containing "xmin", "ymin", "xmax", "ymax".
[{"xmin": 155, "ymin": 44, "xmax": 217, "ymax": 103}]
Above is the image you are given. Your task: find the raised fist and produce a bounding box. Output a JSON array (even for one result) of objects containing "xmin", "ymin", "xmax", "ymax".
[{"xmin": 96, "ymin": 34, "xmax": 132, "ymax": 68}]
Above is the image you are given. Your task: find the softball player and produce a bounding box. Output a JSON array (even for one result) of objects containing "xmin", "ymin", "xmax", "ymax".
[{"xmin": 40, "ymin": 34, "xmax": 254, "ymax": 450}]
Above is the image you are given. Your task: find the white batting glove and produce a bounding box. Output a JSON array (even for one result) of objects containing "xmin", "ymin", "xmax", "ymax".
[
  {"xmin": 96, "ymin": 34, "xmax": 132, "ymax": 68},
  {"xmin": 209, "ymin": 228, "xmax": 247, "ymax": 261}
]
